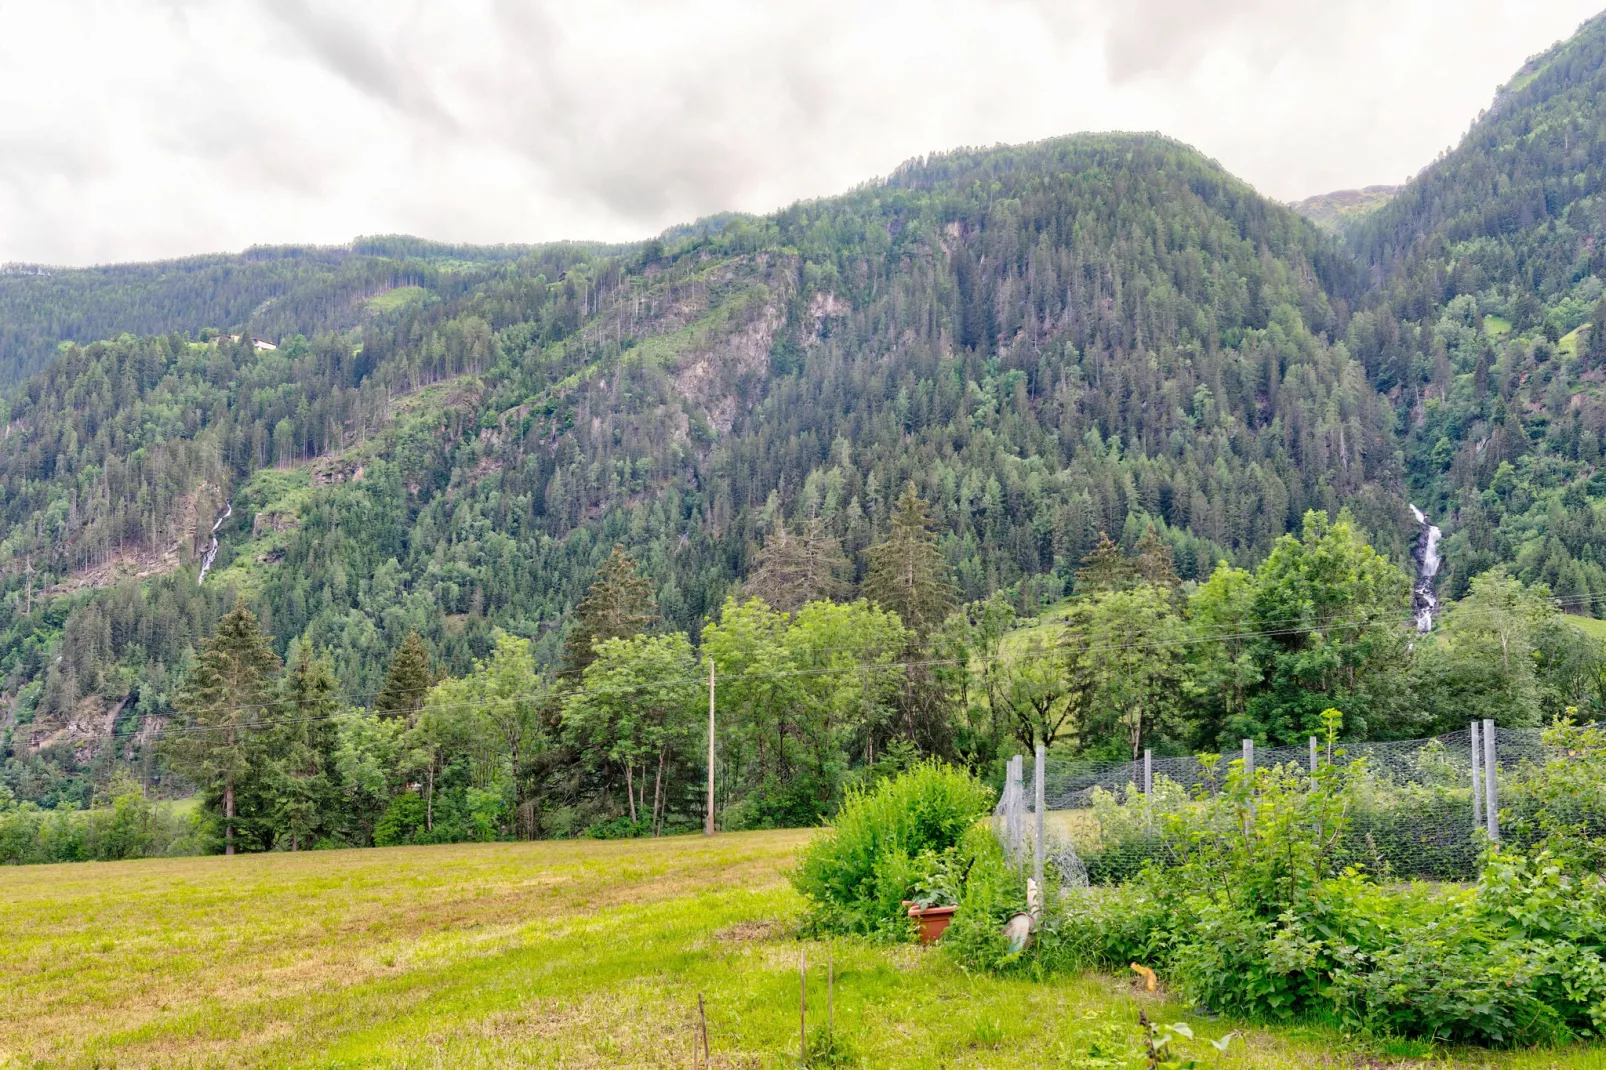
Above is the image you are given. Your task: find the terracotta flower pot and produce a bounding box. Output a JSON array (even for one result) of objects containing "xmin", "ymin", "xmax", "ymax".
[{"xmin": 905, "ymin": 903, "xmax": 958, "ymax": 942}]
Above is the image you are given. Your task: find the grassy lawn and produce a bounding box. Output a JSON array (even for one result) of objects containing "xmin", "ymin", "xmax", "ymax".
[
  {"xmin": 1566, "ymin": 613, "xmax": 1606, "ymax": 641},
  {"xmin": 2, "ymin": 833, "xmax": 1604, "ymax": 1069}
]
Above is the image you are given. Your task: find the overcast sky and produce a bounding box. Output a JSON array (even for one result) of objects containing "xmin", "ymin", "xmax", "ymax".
[{"xmin": 1, "ymin": 0, "xmax": 1601, "ymax": 266}]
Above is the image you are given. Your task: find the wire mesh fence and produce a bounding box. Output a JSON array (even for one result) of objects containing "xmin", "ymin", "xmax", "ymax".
[{"xmin": 993, "ymin": 722, "xmax": 1581, "ymax": 887}]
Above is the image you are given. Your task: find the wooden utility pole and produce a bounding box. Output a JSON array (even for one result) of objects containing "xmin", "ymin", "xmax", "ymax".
[{"xmin": 706, "ymin": 659, "xmax": 716, "ymax": 836}]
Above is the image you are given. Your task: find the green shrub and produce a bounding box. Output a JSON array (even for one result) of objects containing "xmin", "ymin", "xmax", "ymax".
[
  {"xmin": 1080, "ymin": 775, "xmax": 1193, "ymax": 884},
  {"xmin": 1044, "ymin": 717, "xmax": 1606, "ymax": 1046},
  {"xmin": 723, "ymin": 772, "xmax": 839, "ymax": 831},
  {"xmin": 939, "ymin": 824, "xmax": 1025, "ymax": 971},
  {"xmin": 582, "ymin": 815, "xmax": 653, "ymax": 839},
  {"xmin": 0, "ymin": 781, "xmax": 206, "ymax": 865},
  {"xmin": 791, "ymin": 760, "xmax": 993, "ymax": 937},
  {"xmin": 374, "ymin": 793, "xmax": 428, "ymax": 846}
]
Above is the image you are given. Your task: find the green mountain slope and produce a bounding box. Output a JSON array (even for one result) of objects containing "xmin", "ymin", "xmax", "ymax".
[
  {"xmin": 1291, "ymin": 185, "xmax": 1400, "ymax": 236},
  {"xmin": 0, "ymin": 236, "xmax": 603, "ymax": 386},
  {"xmin": 0, "ymin": 132, "xmax": 1414, "ymax": 804},
  {"xmin": 1346, "ymin": 11, "xmax": 1606, "ymax": 606}
]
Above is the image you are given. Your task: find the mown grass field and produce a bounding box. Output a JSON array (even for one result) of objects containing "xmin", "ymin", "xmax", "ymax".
[{"xmin": 2, "ymin": 832, "xmax": 1604, "ymax": 1069}]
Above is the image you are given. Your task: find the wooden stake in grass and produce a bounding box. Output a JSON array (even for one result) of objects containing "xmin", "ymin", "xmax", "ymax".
[
  {"xmin": 827, "ymin": 950, "xmax": 833, "ymax": 1035},
  {"xmin": 698, "ymin": 992, "xmax": 709, "ymax": 1067},
  {"xmin": 799, "ymin": 949, "xmax": 807, "ymax": 1066}
]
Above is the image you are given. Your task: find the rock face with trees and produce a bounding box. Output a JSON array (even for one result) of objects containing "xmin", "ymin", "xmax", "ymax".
[{"xmin": 11, "ymin": 15, "xmax": 1606, "ymax": 846}]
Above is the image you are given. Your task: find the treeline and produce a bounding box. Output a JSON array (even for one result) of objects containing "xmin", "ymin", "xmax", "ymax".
[
  {"xmin": 6, "ymin": 487, "xmax": 1590, "ymax": 860},
  {"xmin": 0, "ymin": 775, "xmax": 202, "ymax": 865}
]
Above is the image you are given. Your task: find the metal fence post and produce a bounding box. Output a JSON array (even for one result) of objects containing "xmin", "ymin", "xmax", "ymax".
[
  {"xmin": 1010, "ymin": 755, "xmax": 1025, "ymax": 866},
  {"xmin": 1469, "ymin": 720, "xmax": 1482, "ymax": 831},
  {"xmin": 1143, "ymin": 749, "xmax": 1152, "ymax": 795},
  {"xmin": 1309, "ymin": 735, "xmax": 1318, "ymax": 774},
  {"xmin": 1242, "ymin": 738, "xmax": 1255, "ymax": 824},
  {"xmin": 1033, "ymin": 744, "xmax": 1045, "ymax": 894},
  {"xmin": 1483, "ymin": 719, "xmax": 1500, "ymax": 843}
]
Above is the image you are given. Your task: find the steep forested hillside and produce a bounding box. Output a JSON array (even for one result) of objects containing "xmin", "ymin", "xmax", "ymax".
[
  {"xmin": 1348, "ymin": 10, "xmax": 1606, "ymax": 606},
  {"xmin": 0, "ymin": 132, "xmax": 1423, "ymax": 807}
]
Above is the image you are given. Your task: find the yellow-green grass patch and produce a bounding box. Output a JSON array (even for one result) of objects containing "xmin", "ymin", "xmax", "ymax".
[
  {"xmin": 1566, "ymin": 613, "xmax": 1606, "ymax": 641},
  {"xmin": 2, "ymin": 832, "xmax": 1604, "ymax": 1068},
  {"xmin": 366, "ymin": 286, "xmax": 430, "ymax": 315}
]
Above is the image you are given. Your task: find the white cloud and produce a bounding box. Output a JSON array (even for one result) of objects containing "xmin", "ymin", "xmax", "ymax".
[{"xmin": 0, "ymin": 0, "xmax": 1599, "ymax": 264}]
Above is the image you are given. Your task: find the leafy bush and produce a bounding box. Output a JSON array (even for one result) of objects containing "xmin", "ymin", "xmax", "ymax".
[
  {"xmin": 582, "ymin": 815, "xmax": 654, "ymax": 839},
  {"xmin": 1501, "ymin": 718, "xmax": 1606, "ymax": 868},
  {"xmin": 373, "ymin": 793, "xmax": 428, "ymax": 846},
  {"xmin": 0, "ymin": 777, "xmax": 205, "ymax": 865},
  {"xmin": 1081, "ymin": 741, "xmax": 1482, "ymax": 884},
  {"xmin": 959, "ymin": 716, "xmax": 1606, "ymax": 1047},
  {"xmin": 791, "ymin": 760, "xmax": 993, "ymax": 937},
  {"xmin": 723, "ymin": 772, "xmax": 838, "ymax": 831},
  {"xmin": 1080, "ymin": 775, "xmax": 1193, "ymax": 884},
  {"xmin": 938, "ymin": 824, "xmax": 1027, "ymax": 971}
]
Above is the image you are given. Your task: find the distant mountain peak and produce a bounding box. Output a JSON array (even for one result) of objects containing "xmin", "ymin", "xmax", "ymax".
[{"xmin": 1291, "ymin": 185, "xmax": 1401, "ymax": 235}]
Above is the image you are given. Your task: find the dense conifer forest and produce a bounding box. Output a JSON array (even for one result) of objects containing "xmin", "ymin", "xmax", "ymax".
[{"xmin": 8, "ymin": 15, "xmax": 1606, "ymax": 855}]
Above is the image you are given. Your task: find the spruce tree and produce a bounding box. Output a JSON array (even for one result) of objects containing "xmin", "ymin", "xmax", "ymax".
[
  {"xmin": 1131, "ymin": 525, "xmax": 1181, "ymax": 590},
  {"xmin": 375, "ymin": 631, "xmax": 434, "ymax": 720},
  {"xmin": 270, "ymin": 644, "xmax": 342, "ymax": 850},
  {"xmin": 863, "ymin": 483, "xmax": 955, "ymax": 637},
  {"xmin": 744, "ymin": 518, "xmax": 851, "ymax": 613},
  {"xmin": 1586, "ymin": 298, "xmax": 1606, "ymax": 372},
  {"xmin": 1075, "ymin": 532, "xmax": 1134, "ymax": 594},
  {"xmin": 164, "ymin": 597, "xmax": 281, "ymax": 856},
  {"xmin": 559, "ymin": 545, "xmax": 658, "ymax": 678}
]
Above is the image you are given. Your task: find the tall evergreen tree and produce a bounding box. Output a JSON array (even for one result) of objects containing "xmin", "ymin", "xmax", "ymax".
[
  {"xmin": 744, "ymin": 518, "xmax": 851, "ymax": 614},
  {"xmin": 163, "ymin": 597, "xmax": 281, "ymax": 855},
  {"xmin": 270, "ymin": 644, "xmax": 342, "ymax": 850},
  {"xmin": 1586, "ymin": 298, "xmax": 1606, "ymax": 372},
  {"xmin": 864, "ymin": 484, "xmax": 957, "ymax": 754},
  {"xmin": 1075, "ymin": 533, "xmax": 1134, "ymax": 595},
  {"xmin": 559, "ymin": 546, "xmax": 658, "ymax": 678},
  {"xmin": 1131, "ymin": 526, "xmax": 1181, "ymax": 591},
  {"xmin": 863, "ymin": 484, "xmax": 955, "ymax": 638},
  {"xmin": 375, "ymin": 631, "xmax": 434, "ymax": 720}
]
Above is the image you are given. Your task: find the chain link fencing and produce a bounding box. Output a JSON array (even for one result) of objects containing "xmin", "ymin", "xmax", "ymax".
[{"xmin": 993, "ymin": 722, "xmax": 1582, "ymax": 887}]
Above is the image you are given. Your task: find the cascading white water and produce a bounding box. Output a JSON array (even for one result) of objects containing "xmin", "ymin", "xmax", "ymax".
[
  {"xmin": 1410, "ymin": 504, "xmax": 1442, "ymax": 632},
  {"xmin": 197, "ymin": 501, "xmax": 233, "ymax": 585}
]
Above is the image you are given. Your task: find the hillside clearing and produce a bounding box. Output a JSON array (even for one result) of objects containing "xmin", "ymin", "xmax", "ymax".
[{"xmin": 1, "ymin": 833, "xmax": 1602, "ymax": 1069}]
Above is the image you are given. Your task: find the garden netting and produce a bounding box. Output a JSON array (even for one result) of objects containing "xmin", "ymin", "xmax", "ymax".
[{"xmin": 994, "ymin": 725, "xmax": 1583, "ymax": 885}]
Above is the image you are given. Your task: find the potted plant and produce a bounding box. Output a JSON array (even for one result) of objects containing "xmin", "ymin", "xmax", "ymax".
[{"xmin": 903, "ymin": 855, "xmax": 964, "ymax": 942}]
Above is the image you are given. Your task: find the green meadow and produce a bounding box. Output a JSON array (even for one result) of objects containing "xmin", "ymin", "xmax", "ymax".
[{"xmin": 2, "ymin": 831, "xmax": 1604, "ymax": 1069}]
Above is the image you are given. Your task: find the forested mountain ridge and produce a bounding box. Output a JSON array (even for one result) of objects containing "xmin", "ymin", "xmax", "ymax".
[
  {"xmin": 0, "ymin": 236, "xmax": 597, "ymax": 386},
  {"xmin": 0, "ymin": 131, "xmax": 1425, "ymax": 806}
]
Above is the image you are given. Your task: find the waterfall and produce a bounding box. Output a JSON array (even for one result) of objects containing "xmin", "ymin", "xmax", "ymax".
[
  {"xmin": 197, "ymin": 501, "xmax": 233, "ymax": 586},
  {"xmin": 1410, "ymin": 504, "xmax": 1442, "ymax": 632}
]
